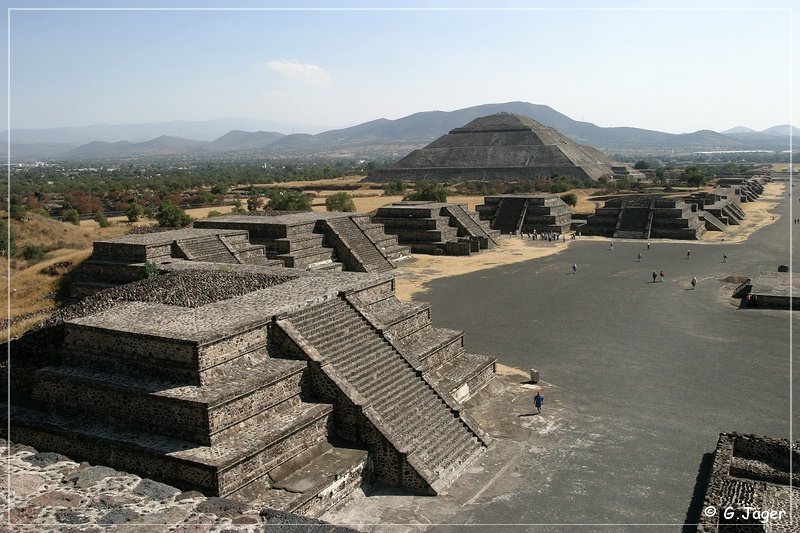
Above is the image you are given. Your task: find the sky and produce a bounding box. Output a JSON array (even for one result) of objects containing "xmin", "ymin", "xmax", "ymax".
[{"xmin": 2, "ymin": 1, "xmax": 797, "ymax": 135}]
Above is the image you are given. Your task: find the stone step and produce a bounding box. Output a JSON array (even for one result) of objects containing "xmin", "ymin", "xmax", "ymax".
[
  {"xmin": 347, "ymin": 350, "xmax": 409, "ymax": 391},
  {"xmin": 426, "ymin": 351, "xmax": 497, "ymax": 403},
  {"xmin": 235, "ymin": 440, "xmax": 370, "ymax": 518},
  {"xmin": 396, "ymin": 327, "xmax": 464, "ymax": 369},
  {"xmin": 4, "ymin": 401, "xmax": 333, "ymax": 497},
  {"xmin": 32, "ymin": 354, "xmax": 308, "ymax": 446},
  {"xmin": 270, "ymin": 247, "xmax": 336, "ymax": 269},
  {"xmin": 62, "ymin": 320, "xmax": 271, "ymax": 387},
  {"xmin": 263, "ymin": 234, "xmax": 324, "ymax": 254}
]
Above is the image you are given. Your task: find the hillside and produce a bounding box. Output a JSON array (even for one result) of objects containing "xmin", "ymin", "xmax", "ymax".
[
  {"xmin": 1, "ymin": 214, "xmax": 132, "ymax": 340},
  {"xmin": 8, "ymin": 101, "xmax": 799, "ymax": 161}
]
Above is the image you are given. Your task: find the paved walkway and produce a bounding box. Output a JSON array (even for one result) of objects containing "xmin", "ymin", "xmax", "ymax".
[{"xmin": 327, "ymin": 184, "xmax": 797, "ymax": 531}]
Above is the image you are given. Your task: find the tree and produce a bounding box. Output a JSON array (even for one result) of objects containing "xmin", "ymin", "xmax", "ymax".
[
  {"xmin": 404, "ymin": 180, "xmax": 447, "ymax": 202},
  {"xmin": 156, "ymin": 200, "xmax": 193, "ymax": 228},
  {"xmin": 0, "ymin": 219, "xmax": 16, "ymax": 257},
  {"xmin": 634, "ymin": 160, "xmax": 650, "ymax": 170},
  {"xmin": 683, "ymin": 166, "xmax": 707, "ymax": 188},
  {"xmin": 94, "ymin": 211, "xmax": 110, "ymax": 227},
  {"xmin": 21, "ymin": 244, "xmax": 45, "ymax": 261},
  {"xmin": 560, "ymin": 193, "xmax": 578, "ymax": 207},
  {"xmin": 247, "ymin": 194, "xmax": 264, "ymax": 212},
  {"xmin": 126, "ymin": 202, "xmax": 144, "ymax": 222},
  {"xmin": 325, "ymin": 192, "xmax": 356, "ymax": 212},
  {"xmin": 267, "ymin": 189, "xmax": 313, "ymax": 211},
  {"xmin": 10, "ymin": 204, "xmax": 28, "ymax": 221},
  {"xmin": 384, "ymin": 180, "xmax": 407, "ymax": 195},
  {"xmin": 62, "ymin": 208, "xmax": 80, "ymax": 225},
  {"xmin": 232, "ymin": 198, "xmax": 246, "ymax": 214}
]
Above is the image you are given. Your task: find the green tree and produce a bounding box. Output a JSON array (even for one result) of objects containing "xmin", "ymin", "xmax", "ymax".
[
  {"xmin": 0, "ymin": 219, "xmax": 16, "ymax": 257},
  {"xmin": 634, "ymin": 160, "xmax": 650, "ymax": 170},
  {"xmin": 560, "ymin": 193, "xmax": 578, "ymax": 207},
  {"xmin": 683, "ymin": 166, "xmax": 707, "ymax": 188},
  {"xmin": 9, "ymin": 204, "xmax": 28, "ymax": 221},
  {"xmin": 94, "ymin": 211, "xmax": 110, "ymax": 227},
  {"xmin": 156, "ymin": 200, "xmax": 193, "ymax": 228},
  {"xmin": 232, "ymin": 198, "xmax": 246, "ymax": 214},
  {"xmin": 267, "ymin": 189, "xmax": 313, "ymax": 211},
  {"xmin": 62, "ymin": 208, "xmax": 80, "ymax": 225},
  {"xmin": 21, "ymin": 244, "xmax": 45, "ymax": 261},
  {"xmin": 384, "ymin": 180, "xmax": 407, "ymax": 195},
  {"xmin": 325, "ymin": 192, "xmax": 356, "ymax": 212},
  {"xmin": 404, "ymin": 180, "xmax": 447, "ymax": 202},
  {"xmin": 126, "ymin": 202, "xmax": 144, "ymax": 222},
  {"xmin": 247, "ymin": 194, "xmax": 264, "ymax": 212}
]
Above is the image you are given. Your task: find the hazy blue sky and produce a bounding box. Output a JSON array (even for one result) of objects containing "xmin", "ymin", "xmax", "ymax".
[{"xmin": 3, "ymin": 1, "xmax": 797, "ymax": 134}]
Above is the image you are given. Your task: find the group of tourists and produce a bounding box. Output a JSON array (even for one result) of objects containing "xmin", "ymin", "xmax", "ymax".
[{"xmin": 523, "ymin": 229, "xmax": 566, "ymax": 242}]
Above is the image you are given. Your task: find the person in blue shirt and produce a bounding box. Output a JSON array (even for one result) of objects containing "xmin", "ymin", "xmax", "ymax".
[{"xmin": 534, "ymin": 390, "xmax": 544, "ymax": 414}]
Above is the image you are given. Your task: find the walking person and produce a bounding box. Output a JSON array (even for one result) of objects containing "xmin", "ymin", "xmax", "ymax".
[
  {"xmin": 534, "ymin": 390, "xmax": 544, "ymax": 414},
  {"xmin": 659, "ymin": 270, "xmax": 665, "ymax": 283},
  {"xmin": 572, "ymin": 263, "xmax": 577, "ymax": 274},
  {"xmin": 687, "ymin": 249, "xmax": 691, "ymax": 260},
  {"xmin": 610, "ymin": 242, "xmax": 614, "ymax": 251},
  {"xmin": 722, "ymin": 253, "xmax": 727, "ymax": 263},
  {"xmin": 637, "ymin": 252, "xmax": 642, "ymax": 262},
  {"xmin": 691, "ymin": 276, "xmax": 697, "ymax": 290},
  {"xmin": 647, "ymin": 242, "xmax": 651, "ymax": 250},
  {"xmin": 652, "ymin": 271, "xmax": 658, "ymax": 283}
]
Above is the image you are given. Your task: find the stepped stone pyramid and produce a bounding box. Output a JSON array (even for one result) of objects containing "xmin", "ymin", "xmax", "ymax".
[
  {"xmin": 4, "ymin": 262, "xmax": 495, "ymax": 516},
  {"xmin": 72, "ymin": 212, "xmax": 412, "ymax": 296},
  {"xmin": 371, "ymin": 201, "xmax": 500, "ymax": 255},
  {"xmin": 582, "ymin": 195, "xmax": 707, "ymax": 240},
  {"xmin": 371, "ymin": 112, "xmax": 615, "ymax": 182},
  {"xmin": 195, "ymin": 212, "xmax": 410, "ymax": 273},
  {"xmin": 70, "ymin": 227, "xmax": 283, "ymax": 297},
  {"xmin": 476, "ymin": 194, "xmax": 572, "ymax": 234}
]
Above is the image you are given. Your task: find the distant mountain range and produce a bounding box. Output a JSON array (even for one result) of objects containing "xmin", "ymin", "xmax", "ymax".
[{"xmin": 4, "ymin": 102, "xmax": 797, "ymax": 162}]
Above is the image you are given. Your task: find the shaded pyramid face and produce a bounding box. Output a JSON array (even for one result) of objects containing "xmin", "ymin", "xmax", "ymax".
[{"xmin": 372, "ymin": 112, "xmax": 614, "ymax": 182}]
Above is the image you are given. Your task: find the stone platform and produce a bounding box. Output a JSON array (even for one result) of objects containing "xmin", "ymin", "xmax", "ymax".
[
  {"xmin": 582, "ymin": 195, "xmax": 707, "ymax": 240},
  {"xmin": 195, "ymin": 211, "xmax": 410, "ymax": 272},
  {"xmin": 731, "ymin": 272, "xmax": 800, "ymax": 310},
  {"xmin": 4, "ymin": 262, "xmax": 495, "ymax": 517},
  {"xmin": 371, "ymin": 201, "xmax": 500, "ymax": 255},
  {"xmin": 476, "ymin": 194, "xmax": 572, "ymax": 235}
]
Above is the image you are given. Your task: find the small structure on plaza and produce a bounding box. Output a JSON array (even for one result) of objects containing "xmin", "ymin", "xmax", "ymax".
[
  {"xmin": 371, "ymin": 201, "xmax": 500, "ymax": 255},
  {"xmin": 732, "ymin": 272, "xmax": 800, "ymax": 310},
  {"xmin": 476, "ymin": 194, "xmax": 572, "ymax": 235},
  {"xmin": 581, "ymin": 195, "xmax": 707, "ymax": 240},
  {"xmin": 697, "ymin": 432, "xmax": 798, "ymax": 532},
  {"xmin": 4, "ymin": 259, "xmax": 496, "ymax": 516},
  {"xmin": 370, "ymin": 112, "xmax": 615, "ymax": 183}
]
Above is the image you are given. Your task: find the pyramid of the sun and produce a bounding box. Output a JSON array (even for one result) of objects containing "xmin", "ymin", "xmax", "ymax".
[{"xmin": 371, "ymin": 112, "xmax": 615, "ymax": 182}]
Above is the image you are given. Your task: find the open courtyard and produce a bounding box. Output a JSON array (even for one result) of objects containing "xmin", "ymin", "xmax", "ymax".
[{"xmin": 325, "ymin": 182, "xmax": 797, "ymax": 531}]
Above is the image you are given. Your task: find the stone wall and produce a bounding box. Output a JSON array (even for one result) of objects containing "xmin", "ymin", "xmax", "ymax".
[{"xmin": 697, "ymin": 432, "xmax": 798, "ymax": 532}]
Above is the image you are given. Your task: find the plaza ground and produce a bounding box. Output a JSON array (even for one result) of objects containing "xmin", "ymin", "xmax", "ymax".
[{"xmin": 324, "ymin": 182, "xmax": 797, "ymax": 532}]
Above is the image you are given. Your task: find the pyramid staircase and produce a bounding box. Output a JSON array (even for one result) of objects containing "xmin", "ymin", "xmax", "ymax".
[
  {"xmin": 321, "ymin": 217, "xmax": 395, "ymax": 273},
  {"xmin": 349, "ymin": 292, "xmax": 496, "ymax": 403},
  {"xmin": 492, "ymin": 197, "xmax": 528, "ymax": 234},
  {"xmin": 275, "ymin": 296, "xmax": 492, "ymax": 494},
  {"xmin": 442, "ymin": 204, "xmax": 499, "ymax": 249}
]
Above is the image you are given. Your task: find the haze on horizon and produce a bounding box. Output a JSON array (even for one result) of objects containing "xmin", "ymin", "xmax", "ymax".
[{"xmin": 4, "ymin": 2, "xmax": 797, "ymax": 136}]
